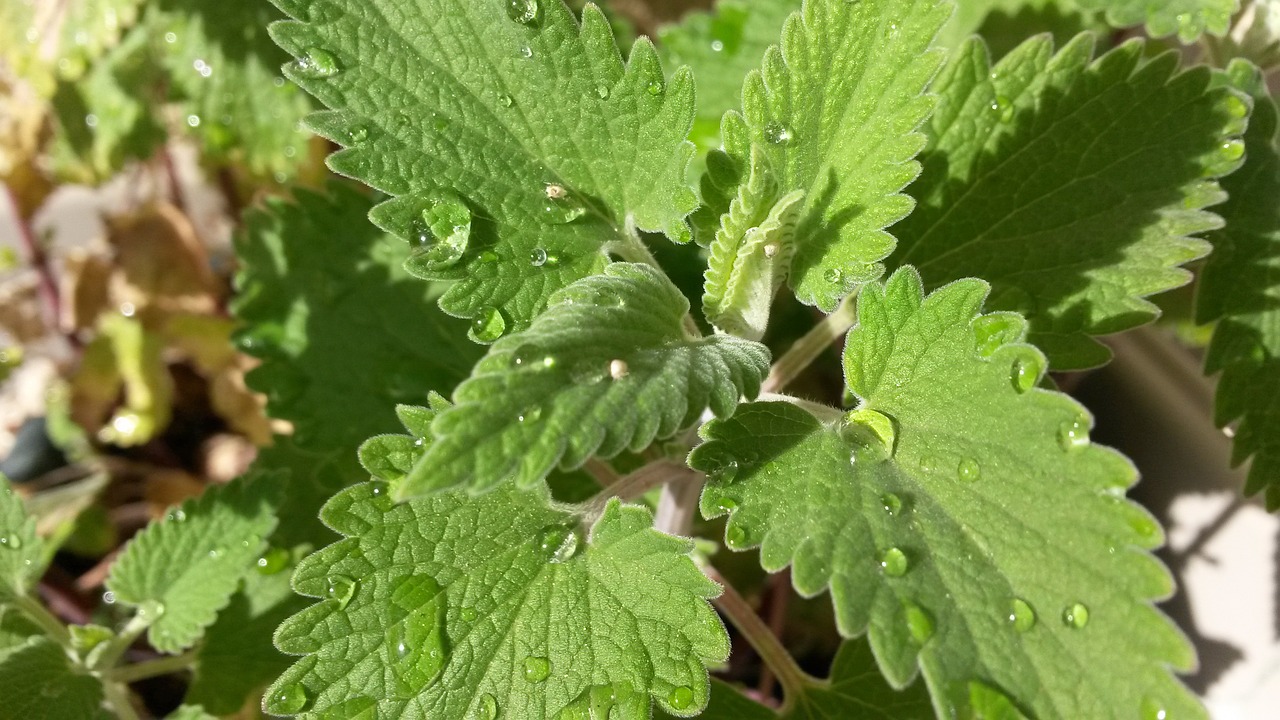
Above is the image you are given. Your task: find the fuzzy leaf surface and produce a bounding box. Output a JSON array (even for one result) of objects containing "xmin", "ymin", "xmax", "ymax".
[
  {"xmin": 1196, "ymin": 60, "xmax": 1280, "ymax": 508},
  {"xmin": 891, "ymin": 35, "xmax": 1247, "ymax": 368},
  {"xmin": 267, "ymin": 477, "xmax": 728, "ymax": 718},
  {"xmin": 725, "ymin": 0, "xmax": 950, "ymax": 311},
  {"xmin": 0, "ymin": 477, "xmax": 43, "ymax": 602},
  {"xmin": 0, "ymin": 635, "xmax": 110, "ymax": 719},
  {"xmin": 104, "ymin": 474, "xmax": 281, "ymax": 653},
  {"xmin": 690, "ymin": 268, "xmax": 1199, "ymax": 718},
  {"xmin": 403, "ymin": 263, "xmax": 769, "ymax": 498},
  {"xmin": 1074, "ymin": 0, "xmax": 1237, "ymax": 42},
  {"xmin": 267, "ymin": 0, "xmax": 698, "ymax": 331}
]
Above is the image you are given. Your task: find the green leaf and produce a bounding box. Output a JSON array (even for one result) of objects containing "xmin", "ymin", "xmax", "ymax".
[
  {"xmin": 167, "ymin": 706, "xmax": 218, "ymax": 720},
  {"xmin": 266, "ymin": 481, "xmax": 728, "ymax": 718},
  {"xmin": 402, "ymin": 262, "xmax": 769, "ymax": 498},
  {"xmin": 0, "ymin": 476, "xmax": 43, "ymax": 602},
  {"xmin": 934, "ymin": 0, "xmax": 1105, "ymax": 59},
  {"xmin": 1074, "ymin": 0, "xmax": 1238, "ymax": 43},
  {"xmin": 104, "ymin": 473, "xmax": 282, "ymax": 653},
  {"xmin": 657, "ymin": 0, "xmax": 801, "ymax": 147},
  {"xmin": 267, "ymin": 0, "xmax": 699, "ymax": 331},
  {"xmin": 659, "ymin": 641, "xmax": 933, "ymax": 719},
  {"xmin": 890, "ymin": 35, "xmax": 1248, "ymax": 369},
  {"xmin": 724, "ymin": 0, "xmax": 951, "ymax": 311},
  {"xmin": 1195, "ymin": 60, "xmax": 1280, "ymax": 508},
  {"xmin": 150, "ymin": 0, "xmax": 315, "ymax": 183},
  {"xmin": 690, "ymin": 267, "xmax": 1200, "ymax": 718},
  {"xmin": 0, "ymin": 636, "xmax": 110, "ymax": 719},
  {"xmin": 233, "ymin": 183, "xmax": 482, "ymax": 454}
]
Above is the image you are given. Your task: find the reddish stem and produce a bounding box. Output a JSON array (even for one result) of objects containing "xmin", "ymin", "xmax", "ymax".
[{"xmin": 5, "ymin": 186, "xmax": 63, "ymax": 334}]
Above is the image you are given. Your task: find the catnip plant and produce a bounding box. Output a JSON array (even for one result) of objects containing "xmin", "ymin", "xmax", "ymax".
[{"xmin": 2, "ymin": 0, "xmax": 1279, "ymax": 718}]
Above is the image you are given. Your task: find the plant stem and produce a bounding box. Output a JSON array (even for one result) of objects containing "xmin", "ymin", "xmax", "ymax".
[
  {"xmin": 703, "ymin": 564, "xmax": 813, "ymax": 711},
  {"xmin": 582, "ymin": 458, "xmax": 622, "ymax": 487},
  {"xmin": 15, "ymin": 594, "xmax": 71, "ymax": 647},
  {"xmin": 610, "ymin": 227, "xmax": 702, "ymax": 339},
  {"xmin": 102, "ymin": 681, "xmax": 141, "ymax": 720},
  {"xmin": 762, "ymin": 294, "xmax": 857, "ymax": 394},
  {"xmin": 580, "ymin": 460, "xmax": 690, "ymax": 521},
  {"xmin": 91, "ymin": 614, "xmax": 149, "ymax": 672},
  {"xmin": 104, "ymin": 651, "xmax": 198, "ymax": 684},
  {"xmin": 655, "ymin": 475, "xmax": 703, "ymax": 537},
  {"xmin": 757, "ymin": 393, "xmax": 844, "ymax": 423},
  {"xmin": 4, "ymin": 185, "xmax": 62, "ymax": 334}
]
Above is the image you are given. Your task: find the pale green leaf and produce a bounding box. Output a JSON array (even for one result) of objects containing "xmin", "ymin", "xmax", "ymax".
[
  {"xmin": 0, "ymin": 634, "xmax": 110, "ymax": 719},
  {"xmin": 657, "ymin": 0, "xmax": 801, "ymax": 146},
  {"xmin": 267, "ymin": 0, "xmax": 698, "ymax": 332},
  {"xmin": 690, "ymin": 267, "xmax": 1200, "ymax": 718},
  {"xmin": 1075, "ymin": 0, "xmax": 1238, "ymax": 43},
  {"xmin": 659, "ymin": 641, "xmax": 933, "ymax": 719},
  {"xmin": 1195, "ymin": 60, "xmax": 1280, "ymax": 508},
  {"xmin": 725, "ymin": 0, "xmax": 951, "ymax": 311},
  {"xmin": 167, "ymin": 706, "xmax": 218, "ymax": 720},
  {"xmin": 265, "ymin": 479, "xmax": 728, "ymax": 718},
  {"xmin": 0, "ymin": 476, "xmax": 43, "ymax": 602},
  {"xmin": 105, "ymin": 473, "xmax": 282, "ymax": 653},
  {"xmin": 891, "ymin": 35, "xmax": 1247, "ymax": 368},
  {"xmin": 402, "ymin": 262, "xmax": 770, "ymax": 498}
]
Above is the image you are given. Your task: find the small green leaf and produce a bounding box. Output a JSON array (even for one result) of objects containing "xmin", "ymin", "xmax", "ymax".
[
  {"xmin": 267, "ymin": 0, "xmax": 699, "ymax": 331},
  {"xmin": 402, "ymin": 263, "xmax": 770, "ymax": 497},
  {"xmin": 0, "ymin": 635, "xmax": 110, "ymax": 719},
  {"xmin": 0, "ymin": 476, "xmax": 43, "ymax": 602},
  {"xmin": 266, "ymin": 483, "xmax": 728, "ymax": 718},
  {"xmin": 1074, "ymin": 0, "xmax": 1238, "ymax": 43},
  {"xmin": 1195, "ymin": 60, "xmax": 1280, "ymax": 508},
  {"xmin": 726, "ymin": 0, "xmax": 952, "ymax": 311},
  {"xmin": 892, "ymin": 35, "xmax": 1248, "ymax": 368},
  {"xmin": 690, "ymin": 267, "xmax": 1200, "ymax": 718},
  {"xmin": 105, "ymin": 474, "xmax": 282, "ymax": 653}
]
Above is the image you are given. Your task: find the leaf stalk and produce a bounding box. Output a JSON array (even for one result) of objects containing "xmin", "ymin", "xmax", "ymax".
[{"xmin": 762, "ymin": 293, "xmax": 857, "ymax": 394}]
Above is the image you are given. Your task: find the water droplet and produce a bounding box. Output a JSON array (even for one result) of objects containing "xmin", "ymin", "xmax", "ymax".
[
  {"xmin": 881, "ymin": 493, "xmax": 903, "ymax": 516},
  {"xmin": 85, "ymin": 113, "xmax": 99, "ymax": 128},
  {"xmin": 764, "ymin": 122, "xmax": 792, "ymax": 145},
  {"xmin": 725, "ymin": 524, "xmax": 747, "ymax": 548},
  {"xmin": 460, "ymin": 607, "xmax": 478, "ymax": 622},
  {"xmin": 469, "ymin": 306, "xmax": 507, "ymax": 343},
  {"xmin": 478, "ymin": 693, "xmax": 499, "ymax": 719},
  {"xmin": 167, "ymin": 508, "xmax": 187, "ymax": 523},
  {"xmin": 296, "ymin": 47, "xmax": 340, "ymax": 78},
  {"xmin": 1011, "ymin": 351, "xmax": 1043, "ymax": 393},
  {"xmin": 519, "ymin": 46, "xmax": 533, "ymax": 59},
  {"xmin": 523, "ymin": 655, "xmax": 551, "ymax": 683},
  {"xmin": 257, "ymin": 547, "xmax": 290, "ymax": 575},
  {"xmin": 823, "ymin": 267, "xmax": 844, "ymax": 285},
  {"xmin": 993, "ymin": 94, "xmax": 1013, "ymax": 123},
  {"xmin": 138, "ymin": 600, "xmax": 166, "ymax": 622},
  {"xmin": 529, "ymin": 247, "xmax": 548, "ymax": 266},
  {"xmin": 102, "ymin": 591, "xmax": 116, "ymax": 605},
  {"xmin": 498, "ymin": 93, "xmax": 514, "ymax": 108},
  {"xmin": 593, "ymin": 83, "xmax": 612, "ymax": 100},
  {"xmin": 971, "ymin": 314, "xmax": 1022, "ymax": 357},
  {"xmin": 369, "ymin": 481, "xmax": 395, "ymax": 511},
  {"xmin": 701, "ymin": 445, "xmax": 740, "ymax": 485},
  {"xmin": 318, "ymin": 697, "xmax": 377, "ymax": 719},
  {"xmin": 839, "ymin": 408, "xmax": 897, "ymax": 457},
  {"xmin": 347, "ymin": 124, "xmax": 369, "ymax": 144},
  {"xmin": 506, "ymin": 0, "xmax": 540, "ymax": 25},
  {"xmin": 1219, "ymin": 139, "xmax": 1245, "ymax": 162},
  {"xmin": 208, "ymin": 546, "xmax": 225, "ymax": 560},
  {"xmin": 879, "ymin": 547, "xmax": 909, "ymax": 577},
  {"xmin": 904, "ymin": 602, "xmax": 934, "ymax": 644},
  {"xmin": 388, "ymin": 575, "xmax": 449, "ymax": 696},
  {"xmin": 1057, "ymin": 418, "xmax": 1090, "ymax": 451},
  {"xmin": 2, "ymin": 532, "xmax": 22, "ymax": 550},
  {"xmin": 668, "ymin": 686, "xmax": 694, "ymax": 710},
  {"xmin": 1141, "ymin": 697, "xmax": 1168, "ymax": 720},
  {"xmin": 325, "ymin": 575, "xmax": 357, "ymax": 609},
  {"xmin": 517, "ymin": 405, "xmax": 543, "ymax": 424},
  {"xmin": 1062, "ymin": 602, "xmax": 1089, "ymax": 629},
  {"xmin": 268, "ymin": 682, "xmax": 311, "ymax": 714},
  {"xmin": 1008, "ymin": 598, "xmax": 1036, "ymax": 632},
  {"xmin": 536, "ymin": 525, "xmax": 580, "ymax": 563},
  {"xmin": 957, "ymin": 457, "xmax": 980, "ymax": 482},
  {"xmin": 164, "ymin": 31, "xmax": 177, "ymax": 43},
  {"xmin": 187, "ymin": 114, "xmax": 201, "ymax": 127},
  {"xmin": 647, "ymin": 80, "xmax": 663, "ymax": 96},
  {"xmin": 411, "ymin": 196, "xmax": 472, "ymax": 271},
  {"xmin": 513, "ymin": 344, "xmax": 550, "ymax": 369}
]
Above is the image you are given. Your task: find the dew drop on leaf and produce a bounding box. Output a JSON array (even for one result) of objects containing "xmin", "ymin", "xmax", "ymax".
[
  {"xmin": 296, "ymin": 47, "xmax": 340, "ymax": 78},
  {"xmin": 725, "ymin": 524, "xmax": 747, "ymax": 548},
  {"xmin": 1062, "ymin": 602, "xmax": 1089, "ymax": 629},
  {"xmin": 257, "ymin": 547, "xmax": 290, "ymax": 575},
  {"xmin": 904, "ymin": 602, "xmax": 934, "ymax": 644},
  {"xmin": 346, "ymin": 124, "xmax": 368, "ymax": 144},
  {"xmin": 879, "ymin": 547, "xmax": 909, "ymax": 577},
  {"xmin": 1011, "ymin": 351, "xmax": 1043, "ymax": 393},
  {"xmin": 517, "ymin": 404, "xmax": 543, "ymax": 423},
  {"xmin": 411, "ymin": 196, "xmax": 472, "ymax": 271},
  {"xmin": 839, "ymin": 408, "xmax": 897, "ymax": 456},
  {"xmin": 138, "ymin": 600, "xmax": 166, "ymax": 622},
  {"xmin": 668, "ymin": 685, "xmax": 695, "ymax": 710},
  {"xmin": 498, "ymin": 93, "xmax": 514, "ymax": 108},
  {"xmin": 208, "ymin": 546, "xmax": 225, "ymax": 560},
  {"xmin": 460, "ymin": 606, "xmax": 478, "ymax": 622},
  {"xmin": 1141, "ymin": 697, "xmax": 1168, "ymax": 720},
  {"xmin": 1219, "ymin": 139, "xmax": 1245, "ymax": 163},
  {"xmin": 881, "ymin": 493, "xmax": 903, "ymax": 516},
  {"xmin": 518, "ymin": 46, "xmax": 533, "ymax": 59},
  {"xmin": 535, "ymin": 524, "xmax": 580, "ymax": 563},
  {"xmin": 478, "ymin": 693, "xmax": 499, "ymax": 720},
  {"xmin": 1, "ymin": 532, "xmax": 21, "ymax": 549},
  {"xmin": 647, "ymin": 80, "xmax": 663, "ymax": 96},
  {"xmin": 957, "ymin": 457, "xmax": 980, "ymax": 482},
  {"xmin": 971, "ymin": 314, "xmax": 1021, "ymax": 357},
  {"xmin": 506, "ymin": 0, "xmax": 540, "ymax": 26},
  {"xmin": 1057, "ymin": 418, "xmax": 1089, "ymax": 451},
  {"xmin": 763, "ymin": 122, "xmax": 793, "ymax": 145},
  {"xmin": 387, "ymin": 575, "xmax": 450, "ymax": 696},
  {"xmin": 469, "ymin": 306, "xmax": 507, "ymax": 343},
  {"xmin": 167, "ymin": 508, "xmax": 187, "ymax": 523},
  {"xmin": 1224, "ymin": 94, "xmax": 1248, "ymax": 120},
  {"xmin": 595, "ymin": 84, "xmax": 610, "ymax": 100},
  {"xmin": 529, "ymin": 247, "xmax": 548, "ymax": 266},
  {"xmin": 324, "ymin": 575, "xmax": 357, "ymax": 609},
  {"xmin": 523, "ymin": 655, "xmax": 551, "ymax": 683},
  {"xmin": 1008, "ymin": 598, "xmax": 1036, "ymax": 632},
  {"xmin": 823, "ymin": 267, "xmax": 844, "ymax": 285},
  {"xmin": 369, "ymin": 480, "xmax": 395, "ymax": 511},
  {"xmin": 267, "ymin": 682, "xmax": 311, "ymax": 714}
]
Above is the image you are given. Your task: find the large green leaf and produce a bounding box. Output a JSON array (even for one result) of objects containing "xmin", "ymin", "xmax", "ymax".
[
  {"xmin": 0, "ymin": 636, "xmax": 110, "ymax": 720},
  {"xmin": 690, "ymin": 267, "xmax": 1200, "ymax": 718},
  {"xmin": 401, "ymin": 262, "xmax": 769, "ymax": 498},
  {"xmin": 722, "ymin": 0, "xmax": 951, "ymax": 311},
  {"xmin": 891, "ymin": 35, "xmax": 1248, "ymax": 368},
  {"xmin": 267, "ymin": 0, "xmax": 699, "ymax": 332},
  {"xmin": 1196, "ymin": 60, "xmax": 1280, "ymax": 508}
]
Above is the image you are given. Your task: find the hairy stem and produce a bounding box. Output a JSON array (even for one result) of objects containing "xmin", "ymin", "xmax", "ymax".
[
  {"xmin": 581, "ymin": 460, "xmax": 691, "ymax": 522},
  {"xmin": 763, "ymin": 294, "xmax": 857, "ymax": 394},
  {"xmin": 703, "ymin": 564, "xmax": 813, "ymax": 710},
  {"xmin": 654, "ymin": 472, "xmax": 704, "ymax": 537},
  {"xmin": 4, "ymin": 186, "xmax": 62, "ymax": 335},
  {"xmin": 102, "ymin": 681, "xmax": 141, "ymax": 720},
  {"xmin": 104, "ymin": 651, "xmax": 197, "ymax": 684},
  {"xmin": 583, "ymin": 458, "xmax": 622, "ymax": 487},
  {"xmin": 91, "ymin": 614, "xmax": 149, "ymax": 672},
  {"xmin": 15, "ymin": 594, "xmax": 71, "ymax": 647}
]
